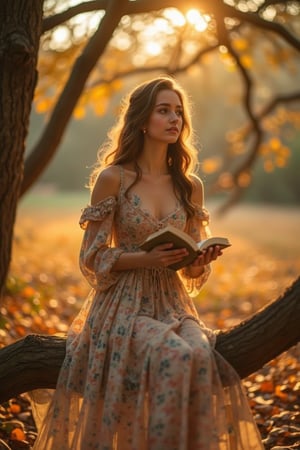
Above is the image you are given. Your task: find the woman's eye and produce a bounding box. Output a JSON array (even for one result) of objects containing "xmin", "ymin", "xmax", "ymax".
[{"xmin": 158, "ymin": 108, "xmax": 182, "ymax": 116}]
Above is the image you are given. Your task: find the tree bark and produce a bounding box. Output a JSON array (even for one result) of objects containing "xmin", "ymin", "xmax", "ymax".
[
  {"xmin": 0, "ymin": 277, "xmax": 299, "ymax": 403},
  {"xmin": 0, "ymin": 0, "xmax": 44, "ymax": 298}
]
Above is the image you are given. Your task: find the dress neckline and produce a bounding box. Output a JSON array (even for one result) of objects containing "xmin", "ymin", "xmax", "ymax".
[
  {"xmin": 124, "ymin": 191, "xmax": 184, "ymax": 225},
  {"xmin": 118, "ymin": 164, "xmax": 184, "ymax": 224}
]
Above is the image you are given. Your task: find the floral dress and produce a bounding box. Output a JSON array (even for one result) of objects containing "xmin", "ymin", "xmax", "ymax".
[{"xmin": 32, "ymin": 167, "xmax": 264, "ymax": 450}]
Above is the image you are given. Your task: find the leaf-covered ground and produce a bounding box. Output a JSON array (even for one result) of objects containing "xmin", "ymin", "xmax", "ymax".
[{"xmin": 0, "ymin": 198, "xmax": 299, "ymax": 449}]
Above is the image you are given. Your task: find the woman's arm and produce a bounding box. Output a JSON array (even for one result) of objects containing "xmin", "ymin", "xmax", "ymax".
[
  {"xmin": 113, "ymin": 243, "xmax": 189, "ymax": 271},
  {"xmin": 185, "ymin": 175, "xmax": 222, "ymax": 278}
]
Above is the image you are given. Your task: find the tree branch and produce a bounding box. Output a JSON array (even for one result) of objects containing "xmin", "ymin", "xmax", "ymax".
[
  {"xmin": 212, "ymin": 90, "xmax": 300, "ymax": 214},
  {"xmin": 216, "ymin": 18, "xmax": 263, "ymax": 179},
  {"xmin": 259, "ymin": 90, "xmax": 300, "ymax": 118},
  {"xmin": 220, "ymin": 2, "xmax": 300, "ymax": 52},
  {"xmin": 87, "ymin": 43, "xmax": 219, "ymax": 89},
  {"xmin": 43, "ymin": 1, "xmax": 108, "ymax": 33},
  {"xmin": 257, "ymin": 0, "xmax": 300, "ymax": 14}
]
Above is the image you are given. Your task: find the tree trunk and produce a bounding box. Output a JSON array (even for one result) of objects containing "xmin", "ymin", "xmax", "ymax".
[
  {"xmin": 0, "ymin": 277, "xmax": 299, "ymax": 403},
  {"xmin": 0, "ymin": 0, "xmax": 44, "ymax": 298}
]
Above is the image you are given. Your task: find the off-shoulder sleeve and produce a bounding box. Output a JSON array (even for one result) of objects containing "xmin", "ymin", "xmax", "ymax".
[
  {"xmin": 179, "ymin": 207, "xmax": 212, "ymax": 294},
  {"xmin": 79, "ymin": 196, "xmax": 124, "ymax": 292}
]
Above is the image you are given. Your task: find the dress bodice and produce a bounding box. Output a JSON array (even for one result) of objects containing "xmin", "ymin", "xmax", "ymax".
[{"xmin": 113, "ymin": 186, "xmax": 187, "ymax": 252}]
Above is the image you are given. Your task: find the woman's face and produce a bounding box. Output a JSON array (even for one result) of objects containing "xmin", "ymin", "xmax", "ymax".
[{"xmin": 144, "ymin": 89, "xmax": 183, "ymax": 144}]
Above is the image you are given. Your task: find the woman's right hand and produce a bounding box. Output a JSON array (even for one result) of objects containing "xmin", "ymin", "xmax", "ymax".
[
  {"xmin": 113, "ymin": 244, "xmax": 188, "ymax": 272},
  {"xmin": 143, "ymin": 243, "xmax": 188, "ymax": 268}
]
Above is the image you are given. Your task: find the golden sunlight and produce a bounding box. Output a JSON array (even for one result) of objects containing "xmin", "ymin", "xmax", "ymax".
[
  {"xmin": 163, "ymin": 8, "xmax": 186, "ymax": 27},
  {"xmin": 145, "ymin": 42, "xmax": 162, "ymax": 56},
  {"xmin": 186, "ymin": 9, "xmax": 208, "ymax": 32},
  {"xmin": 45, "ymin": 3, "xmax": 209, "ymax": 57},
  {"xmin": 163, "ymin": 7, "xmax": 209, "ymax": 32},
  {"xmin": 134, "ymin": 7, "xmax": 209, "ymax": 59}
]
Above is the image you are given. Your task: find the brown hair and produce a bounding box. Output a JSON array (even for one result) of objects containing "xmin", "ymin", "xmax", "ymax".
[{"xmin": 89, "ymin": 76, "xmax": 199, "ymax": 217}]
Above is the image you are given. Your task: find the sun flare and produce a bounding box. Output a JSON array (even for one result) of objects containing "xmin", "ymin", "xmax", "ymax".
[
  {"xmin": 163, "ymin": 7, "xmax": 209, "ymax": 32},
  {"xmin": 45, "ymin": 4, "xmax": 209, "ymax": 59},
  {"xmin": 186, "ymin": 9, "xmax": 208, "ymax": 32}
]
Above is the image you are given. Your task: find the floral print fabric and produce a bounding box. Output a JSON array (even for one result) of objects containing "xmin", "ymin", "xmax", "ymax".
[{"xmin": 32, "ymin": 168, "xmax": 264, "ymax": 449}]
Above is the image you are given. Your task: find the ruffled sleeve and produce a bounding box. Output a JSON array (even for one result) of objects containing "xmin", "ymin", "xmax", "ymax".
[
  {"xmin": 179, "ymin": 207, "xmax": 211, "ymax": 295},
  {"xmin": 79, "ymin": 196, "xmax": 124, "ymax": 292}
]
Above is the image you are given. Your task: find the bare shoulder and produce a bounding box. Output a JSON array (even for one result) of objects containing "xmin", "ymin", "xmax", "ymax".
[
  {"xmin": 189, "ymin": 173, "xmax": 204, "ymax": 207},
  {"xmin": 91, "ymin": 165, "xmax": 120, "ymax": 205}
]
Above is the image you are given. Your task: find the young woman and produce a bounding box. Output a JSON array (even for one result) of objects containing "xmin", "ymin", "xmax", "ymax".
[{"xmin": 33, "ymin": 76, "xmax": 263, "ymax": 449}]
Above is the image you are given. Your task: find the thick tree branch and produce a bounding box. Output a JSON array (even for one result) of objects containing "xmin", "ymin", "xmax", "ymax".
[
  {"xmin": 0, "ymin": 277, "xmax": 299, "ymax": 402},
  {"xmin": 216, "ymin": 276, "xmax": 300, "ymax": 378}
]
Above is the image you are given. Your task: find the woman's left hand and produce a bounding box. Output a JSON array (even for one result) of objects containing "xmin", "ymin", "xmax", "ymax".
[
  {"xmin": 185, "ymin": 245, "xmax": 222, "ymax": 278},
  {"xmin": 191, "ymin": 245, "xmax": 223, "ymax": 267}
]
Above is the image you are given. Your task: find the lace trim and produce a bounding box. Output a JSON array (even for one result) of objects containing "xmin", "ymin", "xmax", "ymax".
[
  {"xmin": 79, "ymin": 196, "xmax": 117, "ymax": 229},
  {"xmin": 194, "ymin": 206, "xmax": 210, "ymax": 224}
]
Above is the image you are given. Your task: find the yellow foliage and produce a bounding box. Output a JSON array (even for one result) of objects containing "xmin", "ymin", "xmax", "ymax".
[
  {"xmin": 110, "ymin": 79, "xmax": 122, "ymax": 91},
  {"xmin": 73, "ymin": 106, "xmax": 86, "ymax": 120},
  {"xmin": 21, "ymin": 285, "xmax": 36, "ymax": 298},
  {"xmin": 240, "ymin": 54, "xmax": 253, "ymax": 68},
  {"xmin": 269, "ymin": 137, "xmax": 281, "ymax": 150},
  {"xmin": 35, "ymin": 98, "xmax": 54, "ymax": 114},
  {"xmin": 219, "ymin": 51, "xmax": 236, "ymax": 70},
  {"xmin": 278, "ymin": 146, "xmax": 291, "ymax": 158},
  {"xmin": 232, "ymin": 38, "xmax": 248, "ymax": 51},
  {"xmin": 201, "ymin": 157, "xmax": 221, "ymax": 174},
  {"xmin": 264, "ymin": 159, "xmax": 274, "ymax": 172},
  {"xmin": 287, "ymin": 110, "xmax": 300, "ymax": 128},
  {"xmin": 218, "ymin": 172, "xmax": 234, "ymax": 189},
  {"xmin": 260, "ymin": 136, "xmax": 291, "ymax": 171},
  {"xmin": 92, "ymin": 102, "xmax": 107, "ymax": 116},
  {"xmin": 230, "ymin": 141, "xmax": 245, "ymax": 155},
  {"xmin": 90, "ymin": 84, "xmax": 110, "ymax": 99},
  {"xmin": 237, "ymin": 171, "xmax": 251, "ymax": 188},
  {"xmin": 275, "ymin": 156, "xmax": 287, "ymax": 168},
  {"xmin": 259, "ymin": 143, "xmax": 268, "ymax": 156}
]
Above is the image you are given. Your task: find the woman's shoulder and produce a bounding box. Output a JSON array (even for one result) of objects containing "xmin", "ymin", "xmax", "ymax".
[
  {"xmin": 188, "ymin": 173, "xmax": 204, "ymax": 205},
  {"xmin": 189, "ymin": 173, "xmax": 203, "ymax": 188},
  {"xmin": 91, "ymin": 165, "xmax": 121, "ymax": 205}
]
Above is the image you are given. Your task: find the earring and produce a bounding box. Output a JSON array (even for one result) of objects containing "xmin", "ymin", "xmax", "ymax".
[{"xmin": 142, "ymin": 128, "xmax": 146, "ymax": 134}]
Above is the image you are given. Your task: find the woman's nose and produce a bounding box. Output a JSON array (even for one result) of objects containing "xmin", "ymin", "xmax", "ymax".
[{"xmin": 169, "ymin": 111, "xmax": 179, "ymax": 122}]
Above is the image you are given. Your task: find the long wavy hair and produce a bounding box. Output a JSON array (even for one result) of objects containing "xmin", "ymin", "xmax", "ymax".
[{"xmin": 89, "ymin": 76, "xmax": 200, "ymax": 217}]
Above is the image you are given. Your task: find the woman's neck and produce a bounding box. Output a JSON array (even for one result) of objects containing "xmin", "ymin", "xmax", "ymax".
[{"xmin": 137, "ymin": 144, "xmax": 169, "ymax": 176}]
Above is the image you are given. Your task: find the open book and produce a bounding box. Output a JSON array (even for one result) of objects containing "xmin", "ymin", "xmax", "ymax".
[{"xmin": 140, "ymin": 224, "xmax": 231, "ymax": 271}]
